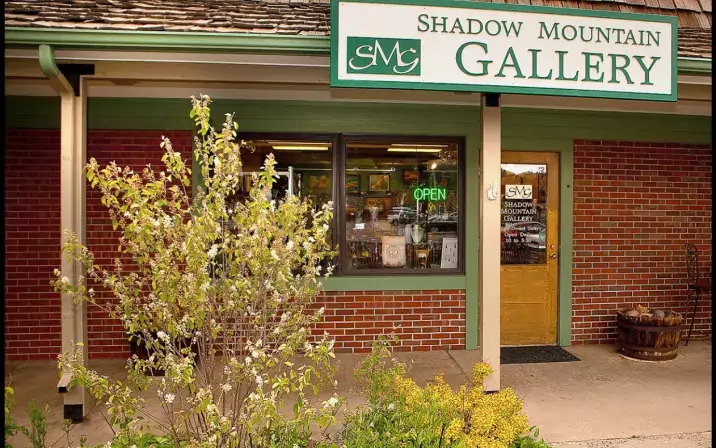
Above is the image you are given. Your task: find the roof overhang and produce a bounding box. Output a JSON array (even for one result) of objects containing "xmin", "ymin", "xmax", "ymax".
[
  {"xmin": 4, "ymin": 28, "xmax": 711, "ymax": 116},
  {"xmin": 4, "ymin": 26, "xmax": 712, "ymax": 76}
]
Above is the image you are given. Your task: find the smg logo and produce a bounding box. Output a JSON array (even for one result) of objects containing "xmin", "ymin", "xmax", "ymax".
[{"xmin": 346, "ymin": 37, "xmax": 421, "ymax": 76}]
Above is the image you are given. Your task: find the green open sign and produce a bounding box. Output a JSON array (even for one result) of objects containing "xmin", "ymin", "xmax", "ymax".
[{"xmin": 412, "ymin": 187, "xmax": 446, "ymax": 201}]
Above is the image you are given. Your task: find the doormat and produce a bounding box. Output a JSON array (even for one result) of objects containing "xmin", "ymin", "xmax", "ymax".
[{"xmin": 501, "ymin": 346, "xmax": 580, "ymax": 365}]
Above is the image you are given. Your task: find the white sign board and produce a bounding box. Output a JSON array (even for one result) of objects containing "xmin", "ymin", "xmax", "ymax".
[{"xmin": 330, "ymin": 0, "xmax": 677, "ymax": 101}]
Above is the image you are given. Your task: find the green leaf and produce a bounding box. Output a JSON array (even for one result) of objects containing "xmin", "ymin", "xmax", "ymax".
[{"xmin": 112, "ymin": 219, "xmax": 118, "ymax": 230}]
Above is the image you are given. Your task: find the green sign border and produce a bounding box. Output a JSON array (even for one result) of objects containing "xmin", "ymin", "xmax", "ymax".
[{"xmin": 329, "ymin": 0, "xmax": 678, "ymax": 102}]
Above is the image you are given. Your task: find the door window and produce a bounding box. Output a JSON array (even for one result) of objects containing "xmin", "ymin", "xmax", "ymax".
[{"xmin": 500, "ymin": 163, "xmax": 547, "ymax": 265}]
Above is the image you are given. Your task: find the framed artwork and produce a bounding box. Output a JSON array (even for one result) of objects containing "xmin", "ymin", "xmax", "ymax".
[
  {"xmin": 369, "ymin": 173, "xmax": 391, "ymax": 192},
  {"xmin": 305, "ymin": 173, "xmax": 331, "ymax": 193},
  {"xmin": 346, "ymin": 175, "xmax": 361, "ymax": 194},
  {"xmin": 402, "ymin": 170, "xmax": 419, "ymax": 185},
  {"xmin": 365, "ymin": 196, "xmax": 391, "ymax": 215},
  {"xmin": 440, "ymin": 237, "xmax": 458, "ymax": 269},
  {"xmin": 381, "ymin": 236, "xmax": 406, "ymax": 267}
]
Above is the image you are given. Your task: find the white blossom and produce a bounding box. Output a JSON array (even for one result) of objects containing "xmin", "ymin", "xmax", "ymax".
[
  {"xmin": 164, "ymin": 393, "xmax": 175, "ymax": 404},
  {"xmin": 61, "ymin": 276, "xmax": 70, "ymax": 285},
  {"xmin": 207, "ymin": 244, "xmax": 218, "ymax": 259},
  {"xmin": 286, "ymin": 240, "xmax": 294, "ymax": 250},
  {"xmin": 271, "ymin": 250, "xmax": 279, "ymax": 260},
  {"xmin": 221, "ymin": 383, "xmax": 232, "ymax": 393},
  {"xmin": 255, "ymin": 375, "xmax": 264, "ymax": 387},
  {"xmin": 327, "ymin": 397, "xmax": 339, "ymax": 407}
]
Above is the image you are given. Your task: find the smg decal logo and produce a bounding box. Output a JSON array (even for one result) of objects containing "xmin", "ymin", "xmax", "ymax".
[{"xmin": 346, "ymin": 37, "xmax": 421, "ymax": 76}]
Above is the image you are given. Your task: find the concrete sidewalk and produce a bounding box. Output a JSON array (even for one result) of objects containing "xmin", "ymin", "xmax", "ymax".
[{"xmin": 5, "ymin": 341, "xmax": 711, "ymax": 447}]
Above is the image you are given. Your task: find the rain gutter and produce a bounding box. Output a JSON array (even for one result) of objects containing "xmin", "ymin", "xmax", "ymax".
[
  {"xmin": 6, "ymin": 27, "xmax": 712, "ymax": 75},
  {"xmin": 5, "ymin": 27, "xmax": 330, "ymax": 55},
  {"xmin": 38, "ymin": 43, "xmax": 74, "ymax": 94}
]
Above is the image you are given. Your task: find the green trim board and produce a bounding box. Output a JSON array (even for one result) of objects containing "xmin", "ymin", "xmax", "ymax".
[
  {"xmin": 323, "ymin": 275, "xmax": 466, "ymax": 291},
  {"xmin": 3, "ymin": 27, "xmax": 708, "ymax": 77},
  {"xmin": 4, "ymin": 28, "xmax": 330, "ymax": 55},
  {"xmin": 4, "ymin": 96, "xmax": 61, "ymax": 129},
  {"xmin": 678, "ymin": 57, "xmax": 713, "ymax": 75},
  {"xmin": 330, "ymin": 0, "xmax": 678, "ymax": 102},
  {"xmin": 7, "ymin": 97, "xmax": 708, "ymax": 144}
]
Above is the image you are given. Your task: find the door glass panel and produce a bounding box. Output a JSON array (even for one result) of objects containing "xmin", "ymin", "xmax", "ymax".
[{"xmin": 500, "ymin": 163, "xmax": 547, "ymax": 265}]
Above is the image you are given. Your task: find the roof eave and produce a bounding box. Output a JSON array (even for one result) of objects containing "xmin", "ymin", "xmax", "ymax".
[
  {"xmin": 4, "ymin": 27, "xmax": 330, "ymax": 55},
  {"xmin": 4, "ymin": 26, "xmax": 712, "ymax": 74}
]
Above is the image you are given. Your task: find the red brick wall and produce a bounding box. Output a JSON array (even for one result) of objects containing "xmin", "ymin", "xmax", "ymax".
[
  {"xmin": 5, "ymin": 129, "xmax": 466, "ymax": 360},
  {"xmin": 4, "ymin": 130, "xmax": 62, "ymax": 360},
  {"xmin": 315, "ymin": 290, "xmax": 467, "ymax": 352},
  {"xmin": 572, "ymin": 140, "xmax": 712, "ymax": 344},
  {"xmin": 85, "ymin": 130, "xmax": 194, "ymax": 358}
]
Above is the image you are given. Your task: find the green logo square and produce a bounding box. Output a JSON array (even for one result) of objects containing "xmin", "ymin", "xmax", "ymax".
[{"xmin": 346, "ymin": 37, "xmax": 421, "ymax": 76}]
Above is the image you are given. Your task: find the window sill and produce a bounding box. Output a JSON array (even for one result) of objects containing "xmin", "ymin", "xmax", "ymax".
[{"xmin": 320, "ymin": 275, "xmax": 466, "ymax": 292}]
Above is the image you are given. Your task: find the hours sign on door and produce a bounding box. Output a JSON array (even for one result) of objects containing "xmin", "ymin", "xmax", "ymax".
[{"xmin": 331, "ymin": 0, "xmax": 677, "ymax": 101}]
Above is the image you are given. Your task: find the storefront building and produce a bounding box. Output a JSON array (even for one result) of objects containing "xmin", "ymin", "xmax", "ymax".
[{"xmin": 4, "ymin": 0, "xmax": 712, "ymax": 404}]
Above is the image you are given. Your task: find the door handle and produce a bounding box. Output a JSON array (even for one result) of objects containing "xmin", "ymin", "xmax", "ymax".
[{"xmin": 549, "ymin": 253, "xmax": 558, "ymax": 260}]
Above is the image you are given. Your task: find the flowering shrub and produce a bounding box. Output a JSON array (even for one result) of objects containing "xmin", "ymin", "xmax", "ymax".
[
  {"xmin": 53, "ymin": 95, "xmax": 341, "ymax": 447},
  {"xmin": 4, "ymin": 385, "xmax": 50, "ymax": 448},
  {"xmin": 335, "ymin": 336, "xmax": 549, "ymax": 448}
]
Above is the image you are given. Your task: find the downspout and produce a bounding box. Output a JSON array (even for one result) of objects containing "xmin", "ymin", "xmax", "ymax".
[
  {"xmin": 39, "ymin": 43, "xmax": 89, "ymax": 422},
  {"xmin": 39, "ymin": 44, "xmax": 74, "ymax": 95}
]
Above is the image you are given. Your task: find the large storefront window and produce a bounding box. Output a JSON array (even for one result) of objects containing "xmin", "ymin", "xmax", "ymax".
[
  {"xmin": 342, "ymin": 138, "xmax": 462, "ymax": 274},
  {"xmin": 223, "ymin": 138, "xmax": 335, "ymax": 255},
  {"xmin": 235, "ymin": 139, "xmax": 334, "ymax": 211},
  {"xmin": 238, "ymin": 134, "xmax": 464, "ymax": 276}
]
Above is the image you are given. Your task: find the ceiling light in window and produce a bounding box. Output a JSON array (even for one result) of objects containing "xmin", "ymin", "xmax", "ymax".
[
  {"xmin": 271, "ymin": 144, "xmax": 329, "ymax": 151},
  {"xmin": 387, "ymin": 145, "xmax": 444, "ymax": 153}
]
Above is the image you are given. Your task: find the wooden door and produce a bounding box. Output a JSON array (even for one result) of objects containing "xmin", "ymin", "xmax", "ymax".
[{"xmin": 500, "ymin": 152, "xmax": 559, "ymax": 345}]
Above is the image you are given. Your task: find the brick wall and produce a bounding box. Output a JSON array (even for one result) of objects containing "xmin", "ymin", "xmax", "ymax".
[
  {"xmin": 5, "ymin": 129, "xmax": 466, "ymax": 360},
  {"xmin": 85, "ymin": 130, "xmax": 194, "ymax": 358},
  {"xmin": 4, "ymin": 130, "xmax": 62, "ymax": 360},
  {"xmin": 572, "ymin": 140, "xmax": 712, "ymax": 344},
  {"xmin": 315, "ymin": 290, "xmax": 467, "ymax": 352}
]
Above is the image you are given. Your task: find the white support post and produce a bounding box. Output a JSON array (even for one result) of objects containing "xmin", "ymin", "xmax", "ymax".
[
  {"xmin": 478, "ymin": 93, "xmax": 502, "ymax": 392},
  {"xmin": 58, "ymin": 76, "xmax": 89, "ymax": 420}
]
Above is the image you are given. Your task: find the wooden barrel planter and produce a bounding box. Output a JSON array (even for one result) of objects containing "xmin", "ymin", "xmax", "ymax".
[
  {"xmin": 129, "ymin": 332, "xmax": 199, "ymax": 376},
  {"xmin": 617, "ymin": 307, "xmax": 684, "ymax": 361}
]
